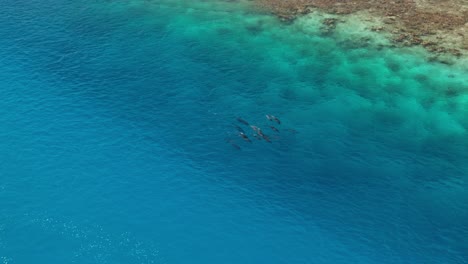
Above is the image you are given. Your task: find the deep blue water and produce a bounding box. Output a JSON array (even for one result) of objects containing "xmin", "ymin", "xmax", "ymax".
[{"xmin": 1, "ymin": 0, "xmax": 467, "ymax": 263}]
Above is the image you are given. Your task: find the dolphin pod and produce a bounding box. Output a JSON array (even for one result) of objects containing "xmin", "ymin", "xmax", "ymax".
[{"xmin": 227, "ymin": 115, "xmax": 294, "ymax": 149}]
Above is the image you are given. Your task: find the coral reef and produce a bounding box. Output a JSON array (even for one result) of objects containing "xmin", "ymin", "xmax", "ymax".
[{"xmin": 255, "ymin": 0, "xmax": 468, "ymax": 58}]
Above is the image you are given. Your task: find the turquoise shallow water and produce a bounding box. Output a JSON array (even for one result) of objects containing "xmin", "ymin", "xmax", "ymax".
[{"xmin": 0, "ymin": 0, "xmax": 467, "ymax": 263}]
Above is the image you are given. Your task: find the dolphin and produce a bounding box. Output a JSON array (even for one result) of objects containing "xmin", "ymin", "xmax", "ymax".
[
  {"xmin": 236, "ymin": 117, "xmax": 250, "ymax": 126},
  {"xmin": 266, "ymin": 115, "xmax": 281, "ymax": 124},
  {"xmin": 230, "ymin": 142, "xmax": 241, "ymax": 150},
  {"xmin": 270, "ymin": 126, "xmax": 279, "ymax": 132},
  {"xmin": 225, "ymin": 138, "xmax": 241, "ymax": 150},
  {"xmin": 250, "ymin": 125, "xmax": 261, "ymax": 133},
  {"xmin": 239, "ymin": 132, "xmax": 252, "ymax": 142},
  {"xmin": 262, "ymin": 134, "xmax": 272, "ymax": 143}
]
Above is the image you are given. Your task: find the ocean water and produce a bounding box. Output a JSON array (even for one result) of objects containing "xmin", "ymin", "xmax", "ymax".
[{"xmin": 0, "ymin": 0, "xmax": 467, "ymax": 263}]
